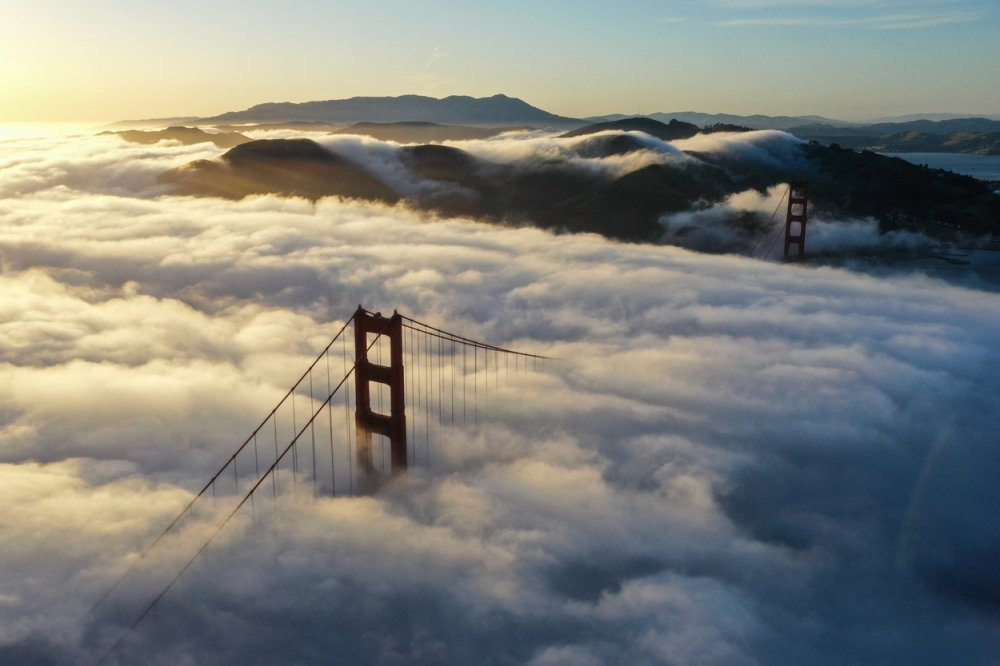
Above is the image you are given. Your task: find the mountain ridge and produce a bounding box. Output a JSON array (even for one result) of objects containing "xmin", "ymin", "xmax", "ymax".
[
  {"xmin": 203, "ymin": 94, "xmax": 582, "ymax": 127},
  {"xmin": 587, "ymin": 112, "xmax": 850, "ymax": 130}
]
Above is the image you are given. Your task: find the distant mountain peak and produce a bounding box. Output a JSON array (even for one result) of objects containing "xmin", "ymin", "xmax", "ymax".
[{"xmin": 202, "ymin": 94, "xmax": 582, "ymax": 128}]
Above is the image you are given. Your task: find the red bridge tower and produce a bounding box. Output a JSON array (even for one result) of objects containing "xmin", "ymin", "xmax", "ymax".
[
  {"xmin": 783, "ymin": 181, "xmax": 810, "ymax": 261},
  {"xmin": 353, "ymin": 307, "xmax": 407, "ymax": 476}
]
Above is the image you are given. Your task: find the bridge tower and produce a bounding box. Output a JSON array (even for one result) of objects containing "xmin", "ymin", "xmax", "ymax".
[
  {"xmin": 783, "ymin": 181, "xmax": 810, "ymax": 261},
  {"xmin": 353, "ymin": 306, "xmax": 407, "ymax": 476}
]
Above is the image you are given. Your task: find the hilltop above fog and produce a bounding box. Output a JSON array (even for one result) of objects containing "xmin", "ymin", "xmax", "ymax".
[
  {"xmin": 159, "ymin": 120, "xmax": 1000, "ymax": 249},
  {"xmin": 101, "ymin": 126, "xmax": 252, "ymax": 148},
  {"xmin": 591, "ymin": 112, "xmax": 1000, "ymax": 154}
]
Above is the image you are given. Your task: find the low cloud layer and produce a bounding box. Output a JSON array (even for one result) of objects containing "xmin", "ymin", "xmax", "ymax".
[{"xmin": 1, "ymin": 130, "xmax": 998, "ymax": 665}]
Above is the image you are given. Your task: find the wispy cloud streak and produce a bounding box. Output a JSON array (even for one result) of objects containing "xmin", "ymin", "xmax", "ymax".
[{"xmin": 721, "ymin": 11, "xmax": 979, "ymax": 29}]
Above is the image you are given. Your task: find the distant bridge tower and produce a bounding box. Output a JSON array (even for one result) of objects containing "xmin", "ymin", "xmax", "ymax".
[
  {"xmin": 353, "ymin": 306, "xmax": 407, "ymax": 477},
  {"xmin": 783, "ymin": 181, "xmax": 810, "ymax": 261}
]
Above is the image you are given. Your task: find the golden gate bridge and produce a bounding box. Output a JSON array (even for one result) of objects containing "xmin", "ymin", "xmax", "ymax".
[
  {"xmin": 90, "ymin": 306, "xmax": 550, "ymax": 663},
  {"xmin": 90, "ymin": 182, "xmax": 809, "ymax": 661}
]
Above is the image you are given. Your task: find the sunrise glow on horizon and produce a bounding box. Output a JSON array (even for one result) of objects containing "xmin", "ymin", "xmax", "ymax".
[{"xmin": 3, "ymin": 0, "xmax": 999, "ymax": 123}]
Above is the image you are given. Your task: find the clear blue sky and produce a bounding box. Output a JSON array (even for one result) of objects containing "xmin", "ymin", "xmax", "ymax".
[{"xmin": 2, "ymin": 0, "xmax": 998, "ymax": 121}]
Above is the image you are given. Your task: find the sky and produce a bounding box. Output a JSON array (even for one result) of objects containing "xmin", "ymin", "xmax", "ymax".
[
  {"xmin": 0, "ymin": 124, "xmax": 998, "ymax": 664},
  {"xmin": 3, "ymin": 0, "xmax": 999, "ymax": 122}
]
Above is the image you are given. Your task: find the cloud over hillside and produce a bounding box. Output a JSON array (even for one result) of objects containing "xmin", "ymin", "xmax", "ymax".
[{"xmin": 155, "ymin": 125, "xmax": 1000, "ymax": 245}]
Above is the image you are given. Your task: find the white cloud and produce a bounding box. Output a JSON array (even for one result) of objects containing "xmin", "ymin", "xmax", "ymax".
[
  {"xmin": 0, "ymin": 131, "xmax": 221, "ymax": 198},
  {"xmin": 0, "ymin": 131, "xmax": 998, "ymax": 665}
]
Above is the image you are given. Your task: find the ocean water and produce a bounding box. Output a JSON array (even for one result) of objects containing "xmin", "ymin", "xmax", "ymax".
[{"xmin": 882, "ymin": 152, "xmax": 1000, "ymax": 181}]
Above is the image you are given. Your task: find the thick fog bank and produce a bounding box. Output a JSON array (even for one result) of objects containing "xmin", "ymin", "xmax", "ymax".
[{"xmin": 0, "ymin": 130, "xmax": 998, "ymax": 664}]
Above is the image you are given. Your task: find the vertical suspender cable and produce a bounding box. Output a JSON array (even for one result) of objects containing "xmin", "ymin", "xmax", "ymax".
[{"xmin": 326, "ymin": 349, "xmax": 336, "ymax": 496}]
